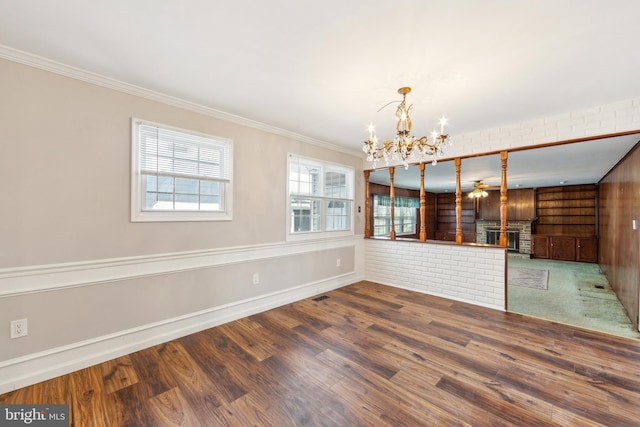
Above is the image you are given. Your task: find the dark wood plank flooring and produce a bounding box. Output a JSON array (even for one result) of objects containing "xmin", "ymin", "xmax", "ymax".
[{"xmin": 2, "ymin": 281, "xmax": 640, "ymax": 426}]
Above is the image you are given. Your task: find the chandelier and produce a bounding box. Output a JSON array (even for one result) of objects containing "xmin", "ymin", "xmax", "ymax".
[{"xmin": 363, "ymin": 87, "xmax": 451, "ymax": 169}]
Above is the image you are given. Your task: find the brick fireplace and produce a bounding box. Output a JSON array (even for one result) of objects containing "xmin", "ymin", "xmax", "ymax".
[{"xmin": 475, "ymin": 220, "xmax": 532, "ymax": 255}]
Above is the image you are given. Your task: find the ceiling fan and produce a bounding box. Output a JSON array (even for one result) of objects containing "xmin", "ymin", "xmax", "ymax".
[{"xmin": 468, "ymin": 181, "xmax": 499, "ymax": 198}]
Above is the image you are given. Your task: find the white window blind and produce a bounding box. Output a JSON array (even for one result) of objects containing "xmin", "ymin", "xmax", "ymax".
[
  {"xmin": 131, "ymin": 119, "xmax": 233, "ymax": 222},
  {"xmin": 138, "ymin": 123, "xmax": 230, "ymax": 182}
]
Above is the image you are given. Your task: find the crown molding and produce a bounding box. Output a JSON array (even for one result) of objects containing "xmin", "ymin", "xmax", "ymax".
[{"xmin": 0, "ymin": 44, "xmax": 361, "ymax": 157}]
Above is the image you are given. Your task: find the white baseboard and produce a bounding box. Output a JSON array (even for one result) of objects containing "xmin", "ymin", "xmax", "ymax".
[{"xmin": 0, "ymin": 271, "xmax": 363, "ymax": 394}]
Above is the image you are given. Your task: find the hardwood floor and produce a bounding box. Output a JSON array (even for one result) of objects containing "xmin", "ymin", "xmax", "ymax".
[{"xmin": 2, "ymin": 281, "xmax": 640, "ymax": 426}]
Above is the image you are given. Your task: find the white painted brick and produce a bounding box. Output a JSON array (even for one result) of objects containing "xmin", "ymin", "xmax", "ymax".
[
  {"xmin": 509, "ymin": 126, "xmax": 533, "ymax": 137},
  {"xmin": 465, "ymin": 279, "xmax": 485, "ymax": 288},
  {"xmin": 600, "ymin": 118, "xmax": 619, "ymax": 133},
  {"xmin": 528, "ymin": 117, "xmax": 547, "ymax": 129},
  {"xmin": 469, "ymin": 132, "xmax": 491, "ymax": 144},
  {"xmin": 482, "ymin": 127, "xmax": 503, "ymax": 138},
  {"xmin": 602, "ymin": 99, "xmax": 634, "ymax": 112},
  {"xmin": 442, "ymin": 96, "xmax": 640, "ymax": 158},
  {"xmin": 531, "ymin": 133, "xmax": 552, "ymax": 145},
  {"xmin": 465, "ymin": 289, "xmax": 485, "ymax": 299},
  {"xmin": 365, "ymin": 240, "xmax": 505, "ymax": 309},
  {"xmin": 458, "ymin": 271, "xmax": 476, "ymax": 280},
  {"xmin": 588, "ymin": 109, "xmax": 616, "ymax": 122},
  {"xmin": 584, "ymin": 120, "xmax": 602, "ymax": 131},
  {"xmin": 572, "ymin": 106, "xmax": 602, "ymax": 118},
  {"xmin": 474, "ymin": 295, "xmax": 496, "ymax": 305},
  {"xmin": 617, "ymin": 121, "xmax": 640, "ymax": 133},
  {"xmin": 560, "ymin": 119, "xmax": 581, "ymax": 132},
  {"xmin": 500, "ymin": 122, "xmax": 523, "ymax": 133},
  {"xmin": 615, "ymin": 107, "xmax": 636, "ymax": 121},
  {"xmin": 545, "ymin": 112, "xmax": 572, "ymax": 125},
  {"xmin": 504, "ymin": 134, "xmax": 523, "ymax": 146}
]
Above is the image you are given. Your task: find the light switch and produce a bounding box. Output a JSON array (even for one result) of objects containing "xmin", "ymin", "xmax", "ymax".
[{"xmin": 633, "ymin": 219, "xmax": 638, "ymax": 230}]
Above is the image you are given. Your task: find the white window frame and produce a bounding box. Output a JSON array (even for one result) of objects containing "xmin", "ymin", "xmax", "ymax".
[
  {"xmin": 131, "ymin": 118, "xmax": 233, "ymax": 222},
  {"xmin": 287, "ymin": 154, "xmax": 354, "ymax": 241}
]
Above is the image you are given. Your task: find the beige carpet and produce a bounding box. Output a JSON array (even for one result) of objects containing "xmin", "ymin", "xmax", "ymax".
[{"xmin": 508, "ymin": 267, "xmax": 548, "ymax": 290}]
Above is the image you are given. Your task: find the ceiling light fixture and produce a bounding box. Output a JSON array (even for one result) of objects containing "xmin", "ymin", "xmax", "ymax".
[
  {"xmin": 363, "ymin": 87, "xmax": 451, "ymax": 169},
  {"xmin": 468, "ymin": 188, "xmax": 489, "ymax": 199},
  {"xmin": 468, "ymin": 181, "xmax": 493, "ymax": 198}
]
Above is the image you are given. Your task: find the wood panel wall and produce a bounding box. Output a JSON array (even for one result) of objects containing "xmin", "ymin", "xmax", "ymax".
[
  {"xmin": 477, "ymin": 188, "xmax": 535, "ymax": 221},
  {"xmin": 599, "ymin": 142, "xmax": 640, "ymax": 329}
]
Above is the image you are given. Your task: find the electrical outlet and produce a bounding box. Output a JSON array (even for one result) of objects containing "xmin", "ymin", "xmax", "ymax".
[
  {"xmin": 10, "ymin": 318, "xmax": 28, "ymax": 339},
  {"xmin": 336, "ymin": 258, "xmax": 341, "ymax": 267},
  {"xmin": 252, "ymin": 273, "xmax": 260, "ymax": 285}
]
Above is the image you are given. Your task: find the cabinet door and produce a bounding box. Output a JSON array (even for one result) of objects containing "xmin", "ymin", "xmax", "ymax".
[
  {"xmin": 531, "ymin": 235, "xmax": 550, "ymax": 259},
  {"xmin": 550, "ymin": 236, "xmax": 576, "ymax": 261},
  {"xmin": 576, "ymin": 237, "xmax": 598, "ymax": 263}
]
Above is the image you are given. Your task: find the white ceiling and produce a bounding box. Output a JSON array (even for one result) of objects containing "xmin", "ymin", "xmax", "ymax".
[{"xmin": 1, "ymin": 0, "xmax": 640, "ymax": 190}]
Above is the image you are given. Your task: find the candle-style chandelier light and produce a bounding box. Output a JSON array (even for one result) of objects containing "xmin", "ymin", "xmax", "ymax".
[{"xmin": 363, "ymin": 86, "xmax": 451, "ymax": 169}]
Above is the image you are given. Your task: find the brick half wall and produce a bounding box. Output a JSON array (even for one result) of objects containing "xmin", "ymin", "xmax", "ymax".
[{"xmin": 364, "ymin": 239, "xmax": 506, "ymax": 311}]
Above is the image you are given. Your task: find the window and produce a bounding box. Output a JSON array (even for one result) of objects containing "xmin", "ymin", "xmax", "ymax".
[
  {"xmin": 131, "ymin": 119, "xmax": 232, "ymax": 222},
  {"xmin": 287, "ymin": 155, "xmax": 354, "ymax": 239},
  {"xmin": 372, "ymin": 195, "xmax": 419, "ymax": 236}
]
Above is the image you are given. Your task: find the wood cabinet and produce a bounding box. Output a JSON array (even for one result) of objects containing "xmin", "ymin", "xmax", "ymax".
[
  {"xmin": 550, "ymin": 236, "xmax": 576, "ymax": 261},
  {"xmin": 531, "ymin": 235, "xmax": 597, "ymax": 263},
  {"xmin": 576, "ymin": 237, "xmax": 598, "ymax": 263},
  {"xmin": 531, "ymin": 235, "xmax": 550, "ymax": 259}
]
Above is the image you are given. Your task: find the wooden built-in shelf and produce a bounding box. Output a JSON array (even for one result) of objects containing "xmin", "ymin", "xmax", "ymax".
[{"xmin": 534, "ymin": 184, "xmax": 597, "ymax": 237}]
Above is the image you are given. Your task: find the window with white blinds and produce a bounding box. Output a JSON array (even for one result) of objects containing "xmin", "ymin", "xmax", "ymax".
[{"xmin": 131, "ymin": 119, "xmax": 233, "ymax": 222}]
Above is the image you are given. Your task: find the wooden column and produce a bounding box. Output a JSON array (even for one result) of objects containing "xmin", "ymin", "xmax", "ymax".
[
  {"xmin": 364, "ymin": 170, "xmax": 371, "ymax": 238},
  {"xmin": 419, "ymin": 163, "xmax": 427, "ymax": 242},
  {"xmin": 455, "ymin": 158, "xmax": 463, "ymax": 244},
  {"xmin": 389, "ymin": 167, "xmax": 396, "ymax": 240},
  {"xmin": 499, "ymin": 151, "xmax": 508, "ymax": 247}
]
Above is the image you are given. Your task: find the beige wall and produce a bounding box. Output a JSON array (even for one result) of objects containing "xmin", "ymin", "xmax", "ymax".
[
  {"xmin": 0, "ymin": 58, "xmax": 363, "ymax": 268},
  {"xmin": 0, "ymin": 58, "xmax": 365, "ymax": 391}
]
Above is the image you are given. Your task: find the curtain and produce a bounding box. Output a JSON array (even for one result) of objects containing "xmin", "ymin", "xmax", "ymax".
[{"xmin": 375, "ymin": 195, "xmax": 419, "ymax": 208}]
